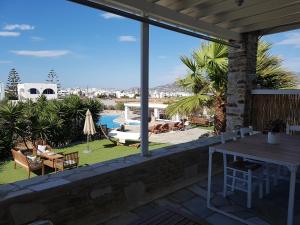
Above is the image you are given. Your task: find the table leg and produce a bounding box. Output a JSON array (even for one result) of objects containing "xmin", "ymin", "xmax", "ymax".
[
  {"xmin": 287, "ymin": 165, "xmax": 298, "ymax": 225},
  {"xmin": 207, "ymin": 148, "xmax": 214, "ymax": 208}
]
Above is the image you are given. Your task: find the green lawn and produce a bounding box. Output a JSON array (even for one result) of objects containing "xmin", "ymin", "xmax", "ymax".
[{"xmin": 0, "ymin": 140, "xmax": 168, "ymax": 185}]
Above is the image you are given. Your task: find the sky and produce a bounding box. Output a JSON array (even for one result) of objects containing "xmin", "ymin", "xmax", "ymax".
[{"xmin": 0, "ymin": 0, "xmax": 300, "ymax": 89}]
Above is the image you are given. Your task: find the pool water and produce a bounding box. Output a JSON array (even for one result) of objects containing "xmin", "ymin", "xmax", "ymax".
[{"xmin": 98, "ymin": 115, "xmax": 120, "ymax": 129}]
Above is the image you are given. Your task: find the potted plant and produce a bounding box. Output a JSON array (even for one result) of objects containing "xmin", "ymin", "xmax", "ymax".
[{"xmin": 265, "ymin": 119, "xmax": 285, "ymax": 144}]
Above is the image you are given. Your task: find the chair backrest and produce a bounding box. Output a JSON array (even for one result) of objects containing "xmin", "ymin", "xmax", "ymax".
[
  {"xmin": 11, "ymin": 149, "xmax": 29, "ymax": 168},
  {"xmin": 64, "ymin": 152, "xmax": 79, "ymax": 164},
  {"xmin": 221, "ymin": 130, "xmax": 238, "ymax": 144},
  {"xmin": 240, "ymin": 126, "xmax": 253, "ymax": 138},
  {"xmin": 286, "ymin": 124, "xmax": 300, "ymax": 135}
]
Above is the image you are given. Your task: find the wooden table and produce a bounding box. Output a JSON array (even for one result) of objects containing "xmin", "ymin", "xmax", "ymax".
[
  {"xmin": 207, "ymin": 134, "xmax": 300, "ymax": 225},
  {"xmin": 39, "ymin": 152, "xmax": 63, "ymax": 169}
]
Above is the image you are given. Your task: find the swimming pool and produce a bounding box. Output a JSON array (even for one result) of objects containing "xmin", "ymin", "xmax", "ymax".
[{"xmin": 98, "ymin": 114, "xmax": 120, "ymax": 129}]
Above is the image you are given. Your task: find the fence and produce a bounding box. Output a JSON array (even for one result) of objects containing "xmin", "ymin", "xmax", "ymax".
[{"xmin": 251, "ymin": 89, "xmax": 300, "ymax": 131}]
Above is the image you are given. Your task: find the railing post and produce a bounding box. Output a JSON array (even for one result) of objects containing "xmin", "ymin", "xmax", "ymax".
[{"xmin": 140, "ymin": 21, "xmax": 150, "ymax": 157}]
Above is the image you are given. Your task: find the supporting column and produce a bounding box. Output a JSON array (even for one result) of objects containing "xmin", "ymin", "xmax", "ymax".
[
  {"xmin": 153, "ymin": 108, "xmax": 159, "ymax": 120},
  {"xmin": 124, "ymin": 106, "xmax": 129, "ymax": 122},
  {"xmin": 140, "ymin": 21, "xmax": 150, "ymax": 157},
  {"xmin": 226, "ymin": 32, "xmax": 259, "ymax": 131}
]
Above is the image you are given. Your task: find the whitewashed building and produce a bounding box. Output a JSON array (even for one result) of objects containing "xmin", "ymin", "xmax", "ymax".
[
  {"xmin": 0, "ymin": 82, "xmax": 5, "ymax": 101},
  {"xmin": 17, "ymin": 83, "xmax": 58, "ymax": 101}
]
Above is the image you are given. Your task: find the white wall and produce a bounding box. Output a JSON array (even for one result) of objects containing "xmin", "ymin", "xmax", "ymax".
[{"xmin": 18, "ymin": 83, "xmax": 58, "ymax": 101}]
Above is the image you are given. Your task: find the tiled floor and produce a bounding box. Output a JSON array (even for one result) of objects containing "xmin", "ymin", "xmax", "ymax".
[{"xmin": 103, "ymin": 174, "xmax": 300, "ymax": 225}]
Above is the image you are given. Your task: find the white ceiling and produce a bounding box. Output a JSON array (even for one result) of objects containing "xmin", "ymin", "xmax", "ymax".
[{"xmin": 75, "ymin": 0, "xmax": 300, "ymax": 41}]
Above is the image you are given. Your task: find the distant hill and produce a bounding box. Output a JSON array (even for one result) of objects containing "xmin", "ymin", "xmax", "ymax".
[
  {"xmin": 126, "ymin": 82, "xmax": 190, "ymax": 93},
  {"xmin": 150, "ymin": 82, "xmax": 189, "ymax": 92}
]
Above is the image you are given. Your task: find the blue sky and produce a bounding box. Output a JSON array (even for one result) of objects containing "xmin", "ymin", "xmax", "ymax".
[{"xmin": 0, "ymin": 0, "xmax": 299, "ymax": 88}]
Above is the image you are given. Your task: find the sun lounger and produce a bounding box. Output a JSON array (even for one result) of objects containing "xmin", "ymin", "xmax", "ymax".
[
  {"xmin": 174, "ymin": 122, "xmax": 184, "ymax": 131},
  {"xmin": 149, "ymin": 124, "xmax": 163, "ymax": 134},
  {"xmin": 109, "ymin": 130, "xmax": 140, "ymax": 145},
  {"xmin": 160, "ymin": 123, "xmax": 170, "ymax": 133}
]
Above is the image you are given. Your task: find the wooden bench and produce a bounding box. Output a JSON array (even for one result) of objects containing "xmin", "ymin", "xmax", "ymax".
[{"xmin": 11, "ymin": 149, "xmax": 44, "ymax": 179}]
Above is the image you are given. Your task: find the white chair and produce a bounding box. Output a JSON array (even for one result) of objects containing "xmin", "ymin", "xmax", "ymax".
[
  {"xmin": 286, "ymin": 123, "xmax": 300, "ymax": 135},
  {"xmin": 240, "ymin": 127, "xmax": 272, "ymax": 193},
  {"xmin": 222, "ymin": 131, "xmax": 264, "ymax": 209}
]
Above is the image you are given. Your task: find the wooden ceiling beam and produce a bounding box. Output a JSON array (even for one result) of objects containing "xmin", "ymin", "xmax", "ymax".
[
  {"xmin": 224, "ymin": 3, "xmax": 300, "ymax": 30},
  {"xmin": 236, "ymin": 13, "xmax": 300, "ymax": 33},
  {"xmin": 103, "ymin": 0, "xmax": 241, "ymax": 40},
  {"xmin": 211, "ymin": 0, "xmax": 296, "ymax": 25}
]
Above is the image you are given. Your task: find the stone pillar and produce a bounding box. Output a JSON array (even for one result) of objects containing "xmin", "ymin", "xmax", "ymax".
[{"xmin": 226, "ymin": 32, "xmax": 259, "ymax": 131}]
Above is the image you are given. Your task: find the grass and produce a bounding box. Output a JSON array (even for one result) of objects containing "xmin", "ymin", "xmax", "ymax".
[{"xmin": 0, "ymin": 139, "xmax": 168, "ymax": 185}]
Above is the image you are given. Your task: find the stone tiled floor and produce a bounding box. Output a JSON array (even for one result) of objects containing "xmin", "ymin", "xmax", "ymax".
[{"xmin": 103, "ymin": 174, "xmax": 300, "ymax": 225}]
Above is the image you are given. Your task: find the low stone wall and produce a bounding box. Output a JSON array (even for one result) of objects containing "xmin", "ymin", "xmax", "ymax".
[{"xmin": 0, "ymin": 136, "xmax": 222, "ymax": 225}]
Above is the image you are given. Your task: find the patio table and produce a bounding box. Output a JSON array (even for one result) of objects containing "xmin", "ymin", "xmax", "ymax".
[
  {"xmin": 39, "ymin": 152, "xmax": 64, "ymax": 169},
  {"xmin": 207, "ymin": 133, "xmax": 300, "ymax": 225}
]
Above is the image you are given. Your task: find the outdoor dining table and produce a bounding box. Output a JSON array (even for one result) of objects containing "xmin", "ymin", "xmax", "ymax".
[
  {"xmin": 207, "ymin": 133, "xmax": 300, "ymax": 225},
  {"xmin": 39, "ymin": 152, "xmax": 64, "ymax": 169}
]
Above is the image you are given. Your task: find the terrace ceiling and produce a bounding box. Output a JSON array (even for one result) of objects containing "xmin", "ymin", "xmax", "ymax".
[{"xmin": 72, "ymin": 0, "xmax": 300, "ymax": 41}]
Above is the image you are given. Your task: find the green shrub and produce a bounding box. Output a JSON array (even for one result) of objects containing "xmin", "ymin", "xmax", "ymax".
[
  {"xmin": 0, "ymin": 95, "xmax": 103, "ymax": 160},
  {"xmin": 115, "ymin": 102, "xmax": 125, "ymax": 110}
]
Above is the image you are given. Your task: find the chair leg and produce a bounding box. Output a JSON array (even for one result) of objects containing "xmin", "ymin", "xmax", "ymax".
[
  {"xmin": 247, "ymin": 169, "xmax": 252, "ymax": 209},
  {"xmin": 42, "ymin": 165, "xmax": 44, "ymax": 176},
  {"xmin": 28, "ymin": 170, "xmax": 31, "ymax": 179},
  {"xmin": 265, "ymin": 163, "xmax": 271, "ymax": 194},
  {"xmin": 223, "ymin": 153, "xmax": 227, "ymax": 197},
  {"xmin": 274, "ymin": 165, "xmax": 280, "ymax": 186},
  {"xmin": 14, "ymin": 162, "xmax": 16, "ymax": 169},
  {"xmin": 231, "ymin": 170, "xmax": 236, "ymax": 192},
  {"xmin": 259, "ymin": 171, "xmax": 264, "ymax": 199}
]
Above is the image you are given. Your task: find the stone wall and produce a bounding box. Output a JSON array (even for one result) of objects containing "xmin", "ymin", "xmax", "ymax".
[
  {"xmin": 0, "ymin": 137, "xmax": 222, "ymax": 225},
  {"xmin": 226, "ymin": 32, "xmax": 259, "ymax": 131}
]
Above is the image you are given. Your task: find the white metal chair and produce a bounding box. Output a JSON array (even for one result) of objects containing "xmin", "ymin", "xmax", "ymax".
[
  {"xmin": 240, "ymin": 127, "xmax": 272, "ymax": 192},
  {"xmin": 222, "ymin": 131, "xmax": 264, "ymax": 208},
  {"xmin": 286, "ymin": 123, "xmax": 300, "ymax": 135}
]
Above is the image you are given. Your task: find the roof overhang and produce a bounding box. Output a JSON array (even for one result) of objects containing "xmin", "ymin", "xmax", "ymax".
[{"xmin": 70, "ymin": 0, "xmax": 300, "ymax": 43}]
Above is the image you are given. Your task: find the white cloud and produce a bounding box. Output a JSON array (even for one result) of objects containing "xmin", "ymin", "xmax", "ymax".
[
  {"xmin": 282, "ymin": 57, "xmax": 300, "ymax": 72},
  {"xmin": 11, "ymin": 50, "xmax": 70, "ymax": 58},
  {"xmin": 277, "ymin": 32, "xmax": 300, "ymax": 48},
  {"xmin": 118, "ymin": 35, "xmax": 136, "ymax": 42},
  {"xmin": 158, "ymin": 55, "xmax": 167, "ymax": 59},
  {"xmin": 102, "ymin": 12, "xmax": 123, "ymax": 19},
  {"xmin": 4, "ymin": 24, "xmax": 34, "ymax": 31},
  {"xmin": 156, "ymin": 64, "xmax": 187, "ymax": 83},
  {"xmin": 30, "ymin": 36, "xmax": 44, "ymax": 41},
  {"xmin": 0, "ymin": 31, "xmax": 20, "ymax": 37},
  {"xmin": 0, "ymin": 60, "xmax": 12, "ymax": 64}
]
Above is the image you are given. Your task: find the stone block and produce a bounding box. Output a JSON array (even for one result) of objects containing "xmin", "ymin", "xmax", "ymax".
[
  {"xmin": 10, "ymin": 203, "xmax": 47, "ymax": 225},
  {"xmin": 90, "ymin": 186, "xmax": 112, "ymax": 199},
  {"xmin": 124, "ymin": 181, "xmax": 145, "ymax": 206}
]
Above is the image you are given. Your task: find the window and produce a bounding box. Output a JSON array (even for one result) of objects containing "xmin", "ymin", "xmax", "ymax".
[
  {"xmin": 29, "ymin": 88, "xmax": 39, "ymax": 94},
  {"xmin": 42, "ymin": 88, "xmax": 55, "ymax": 94}
]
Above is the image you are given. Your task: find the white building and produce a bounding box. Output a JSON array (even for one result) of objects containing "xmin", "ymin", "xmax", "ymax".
[
  {"xmin": 124, "ymin": 102, "xmax": 181, "ymax": 124},
  {"xmin": 0, "ymin": 81, "xmax": 5, "ymax": 101},
  {"xmin": 17, "ymin": 83, "xmax": 58, "ymax": 101}
]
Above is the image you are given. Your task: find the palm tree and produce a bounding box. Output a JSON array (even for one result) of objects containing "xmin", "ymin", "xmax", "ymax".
[{"xmin": 167, "ymin": 41, "xmax": 296, "ymax": 133}]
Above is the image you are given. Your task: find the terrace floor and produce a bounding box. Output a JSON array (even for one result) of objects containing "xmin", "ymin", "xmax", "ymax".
[{"xmin": 102, "ymin": 174, "xmax": 300, "ymax": 225}]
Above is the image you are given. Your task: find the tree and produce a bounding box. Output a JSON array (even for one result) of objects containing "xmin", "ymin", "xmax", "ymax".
[
  {"xmin": 115, "ymin": 102, "xmax": 125, "ymax": 110},
  {"xmin": 47, "ymin": 69, "xmax": 61, "ymax": 96},
  {"xmin": 0, "ymin": 95, "xmax": 103, "ymax": 160},
  {"xmin": 6, "ymin": 68, "xmax": 21, "ymax": 100},
  {"xmin": 166, "ymin": 41, "xmax": 296, "ymax": 134}
]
